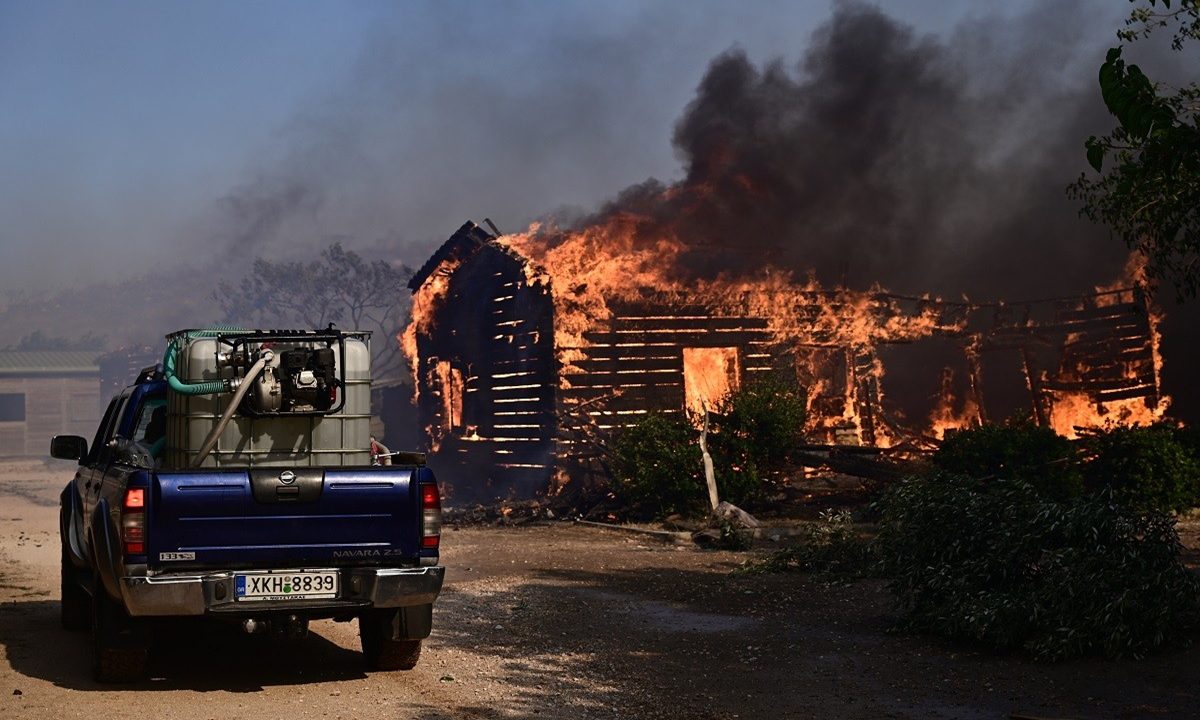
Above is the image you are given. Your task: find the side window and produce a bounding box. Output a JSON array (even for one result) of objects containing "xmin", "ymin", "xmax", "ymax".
[
  {"xmin": 88, "ymin": 397, "xmax": 121, "ymax": 465},
  {"xmin": 93, "ymin": 394, "xmax": 130, "ymax": 464},
  {"xmin": 130, "ymin": 394, "xmax": 168, "ymax": 456}
]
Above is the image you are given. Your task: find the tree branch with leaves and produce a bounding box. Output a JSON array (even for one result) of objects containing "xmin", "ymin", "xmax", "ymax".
[{"xmin": 1070, "ymin": 0, "xmax": 1199, "ymax": 300}]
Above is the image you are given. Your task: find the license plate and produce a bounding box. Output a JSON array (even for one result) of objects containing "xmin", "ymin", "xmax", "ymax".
[{"xmin": 234, "ymin": 571, "xmax": 339, "ymax": 601}]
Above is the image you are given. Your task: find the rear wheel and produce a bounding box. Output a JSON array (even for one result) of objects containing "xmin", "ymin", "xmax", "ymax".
[
  {"xmin": 359, "ymin": 610, "xmax": 423, "ymax": 670},
  {"xmin": 60, "ymin": 545, "xmax": 90, "ymax": 632},
  {"xmin": 90, "ymin": 584, "xmax": 149, "ymax": 683}
]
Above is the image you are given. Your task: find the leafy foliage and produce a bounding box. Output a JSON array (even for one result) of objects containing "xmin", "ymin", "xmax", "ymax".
[
  {"xmin": 707, "ymin": 376, "xmax": 807, "ymax": 506},
  {"xmin": 714, "ymin": 520, "xmax": 755, "ymax": 551},
  {"xmin": 711, "ymin": 375, "xmax": 807, "ymax": 469},
  {"xmin": 609, "ymin": 378, "xmax": 806, "ymax": 518},
  {"xmin": 877, "ymin": 472, "xmax": 1200, "ymax": 660},
  {"xmin": 933, "ymin": 421, "xmax": 1082, "ymax": 501},
  {"xmin": 741, "ymin": 510, "xmax": 877, "ymax": 579},
  {"xmin": 1025, "ymin": 497, "xmax": 1200, "ymax": 660},
  {"xmin": 1070, "ymin": 1, "xmax": 1199, "ymax": 299},
  {"xmin": 216, "ymin": 243, "xmax": 412, "ymax": 381},
  {"xmin": 610, "ymin": 412, "xmax": 705, "ymax": 519},
  {"xmin": 1080, "ymin": 423, "xmax": 1200, "ymax": 512},
  {"xmin": 1119, "ymin": 0, "xmax": 1200, "ymax": 49}
]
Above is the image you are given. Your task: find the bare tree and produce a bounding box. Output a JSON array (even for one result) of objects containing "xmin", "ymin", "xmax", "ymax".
[{"xmin": 216, "ymin": 243, "xmax": 412, "ymax": 383}]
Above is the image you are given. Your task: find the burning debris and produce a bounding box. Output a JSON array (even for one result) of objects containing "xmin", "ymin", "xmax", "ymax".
[{"xmin": 402, "ymin": 221, "xmax": 1167, "ymax": 500}]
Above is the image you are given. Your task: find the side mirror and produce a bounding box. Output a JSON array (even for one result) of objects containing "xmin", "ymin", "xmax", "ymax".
[{"xmin": 50, "ymin": 435, "xmax": 88, "ymax": 463}]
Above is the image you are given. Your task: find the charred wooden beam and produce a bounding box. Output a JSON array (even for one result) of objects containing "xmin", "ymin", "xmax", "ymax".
[{"xmin": 793, "ymin": 449, "xmax": 910, "ymax": 483}]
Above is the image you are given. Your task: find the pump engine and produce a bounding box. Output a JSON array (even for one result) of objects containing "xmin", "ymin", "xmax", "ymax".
[{"xmin": 246, "ymin": 346, "xmax": 338, "ymax": 414}]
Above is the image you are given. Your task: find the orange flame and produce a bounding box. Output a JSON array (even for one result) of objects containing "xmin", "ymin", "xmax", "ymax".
[
  {"xmin": 928, "ymin": 367, "xmax": 982, "ymax": 440},
  {"xmin": 1044, "ymin": 253, "xmax": 1169, "ymax": 438},
  {"xmin": 399, "ymin": 256, "xmax": 462, "ymax": 405},
  {"xmin": 682, "ymin": 346, "xmax": 741, "ymax": 418},
  {"xmin": 402, "ymin": 204, "xmax": 1169, "ymax": 447},
  {"xmin": 494, "ymin": 213, "xmax": 969, "ymax": 446}
]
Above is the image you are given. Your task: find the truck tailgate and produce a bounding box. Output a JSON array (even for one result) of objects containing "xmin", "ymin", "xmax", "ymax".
[{"xmin": 147, "ymin": 467, "xmax": 424, "ymax": 572}]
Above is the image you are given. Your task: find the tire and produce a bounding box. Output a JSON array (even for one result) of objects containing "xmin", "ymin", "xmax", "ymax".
[
  {"xmin": 60, "ymin": 544, "xmax": 90, "ymax": 632},
  {"xmin": 90, "ymin": 583, "xmax": 149, "ymax": 683},
  {"xmin": 359, "ymin": 610, "xmax": 423, "ymax": 671}
]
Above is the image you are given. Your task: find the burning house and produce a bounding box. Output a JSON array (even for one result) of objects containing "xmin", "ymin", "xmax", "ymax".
[
  {"xmin": 392, "ymin": 8, "xmax": 1174, "ymax": 502},
  {"xmin": 403, "ymin": 221, "xmax": 1167, "ymax": 500}
]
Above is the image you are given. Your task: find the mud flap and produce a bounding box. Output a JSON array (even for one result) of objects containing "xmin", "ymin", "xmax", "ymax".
[
  {"xmin": 89, "ymin": 501, "xmax": 125, "ymax": 602},
  {"xmin": 384, "ymin": 604, "xmax": 432, "ymax": 640},
  {"xmin": 361, "ymin": 604, "xmax": 432, "ymax": 641}
]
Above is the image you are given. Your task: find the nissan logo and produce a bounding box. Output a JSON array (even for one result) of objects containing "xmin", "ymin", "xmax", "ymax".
[{"xmin": 279, "ymin": 470, "xmax": 297, "ymax": 485}]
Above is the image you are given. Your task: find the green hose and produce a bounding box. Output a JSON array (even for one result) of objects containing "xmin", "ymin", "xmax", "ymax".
[{"xmin": 161, "ymin": 326, "xmax": 248, "ymax": 395}]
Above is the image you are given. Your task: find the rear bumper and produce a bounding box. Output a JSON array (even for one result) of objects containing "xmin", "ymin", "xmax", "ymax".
[{"xmin": 119, "ymin": 566, "xmax": 445, "ymax": 617}]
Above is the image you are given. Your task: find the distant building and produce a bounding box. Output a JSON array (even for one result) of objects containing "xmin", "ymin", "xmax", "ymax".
[
  {"xmin": 0, "ymin": 351, "xmax": 101, "ymax": 457},
  {"xmin": 97, "ymin": 345, "xmax": 160, "ymax": 401}
]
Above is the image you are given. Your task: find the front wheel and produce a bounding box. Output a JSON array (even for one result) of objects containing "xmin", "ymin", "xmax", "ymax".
[
  {"xmin": 359, "ymin": 610, "xmax": 423, "ymax": 671},
  {"xmin": 91, "ymin": 584, "xmax": 149, "ymax": 683}
]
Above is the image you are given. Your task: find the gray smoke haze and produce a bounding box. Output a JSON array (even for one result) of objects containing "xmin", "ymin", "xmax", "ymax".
[
  {"xmin": 195, "ymin": 2, "xmax": 828, "ymax": 264},
  {"xmin": 563, "ymin": 1, "xmax": 1134, "ymax": 299},
  {"xmin": 217, "ymin": 179, "xmax": 323, "ymax": 254}
]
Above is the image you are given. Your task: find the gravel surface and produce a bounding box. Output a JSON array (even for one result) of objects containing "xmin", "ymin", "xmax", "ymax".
[{"xmin": 2, "ymin": 458, "xmax": 1200, "ymax": 719}]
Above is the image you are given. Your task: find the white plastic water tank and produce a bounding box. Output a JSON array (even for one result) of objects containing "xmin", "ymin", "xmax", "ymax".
[{"xmin": 163, "ymin": 334, "xmax": 372, "ymax": 469}]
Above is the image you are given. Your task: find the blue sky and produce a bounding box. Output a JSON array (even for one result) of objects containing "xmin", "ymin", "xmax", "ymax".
[{"xmin": 0, "ymin": 0, "xmax": 1115, "ymax": 292}]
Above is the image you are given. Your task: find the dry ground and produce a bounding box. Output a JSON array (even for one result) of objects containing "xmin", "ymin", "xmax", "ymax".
[{"xmin": 2, "ymin": 459, "xmax": 1200, "ymax": 719}]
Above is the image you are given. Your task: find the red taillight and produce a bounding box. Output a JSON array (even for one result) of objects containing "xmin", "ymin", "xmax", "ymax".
[
  {"xmin": 124, "ymin": 488, "xmax": 145, "ymax": 509},
  {"xmin": 420, "ymin": 482, "xmax": 441, "ymax": 550},
  {"xmin": 122, "ymin": 488, "xmax": 146, "ymax": 555}
]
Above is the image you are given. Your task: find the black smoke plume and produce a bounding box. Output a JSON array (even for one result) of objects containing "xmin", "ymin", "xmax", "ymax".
[{"xmin": 566, "ymin": 1, "xmax": 1128, "ymax": 299}]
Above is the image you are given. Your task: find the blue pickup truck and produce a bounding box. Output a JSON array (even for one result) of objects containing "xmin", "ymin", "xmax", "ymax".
[{"xmin": 51, "ymin": 328, "xmax": 444, "ymax": 682}]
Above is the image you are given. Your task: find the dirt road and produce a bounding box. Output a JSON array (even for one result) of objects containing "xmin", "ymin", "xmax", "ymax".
[{"xmin": 2, "ymin": 459, "xmax": 1200, "ymax": 719}]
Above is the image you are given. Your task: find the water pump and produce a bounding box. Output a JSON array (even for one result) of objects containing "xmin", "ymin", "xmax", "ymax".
[{"xmin": 248, "ymin": 346, "xmax": 338, "ymax": 414}]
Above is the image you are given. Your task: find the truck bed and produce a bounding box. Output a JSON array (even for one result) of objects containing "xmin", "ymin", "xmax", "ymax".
[{"xmin": 147, "ymin": 465, "xmax": 434, "ymax": 573}]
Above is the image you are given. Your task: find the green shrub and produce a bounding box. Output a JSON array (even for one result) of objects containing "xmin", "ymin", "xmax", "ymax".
[
  {"xmin": 1027, "ymin": 497, "xmax": 1200, "ymax": 659},
  {"xmin": 741, "ymin": 510, "xmax": 877, "ymax": 579},
  {"xmin": 934, "ymin": 421, "xmax": 1082, "ymax": 500},
  {"xmin": 877, "ymin": 471, "xmax": 1200, "ymax": 659},
  {"xmin": 1180, "ymin": 425, "xmax": 1200, "ymax": 458},
  {"xmin": 708, "ymin": 376, "xmax": 806, "ymax": 505},
  {"xmin": 609, "ymin": 378, "xmax": 805, "ymax": 517},
  {"xmin": 610, "ymin": 412, "xmax": 704, "ymax": 519},
  {"xmin": 711, "ymin": 375, "xmax": 806, "ymax": 469},
  {"xmin": 1080, "ymin": 424, "xmax": 1200, "ymax": 513}
]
